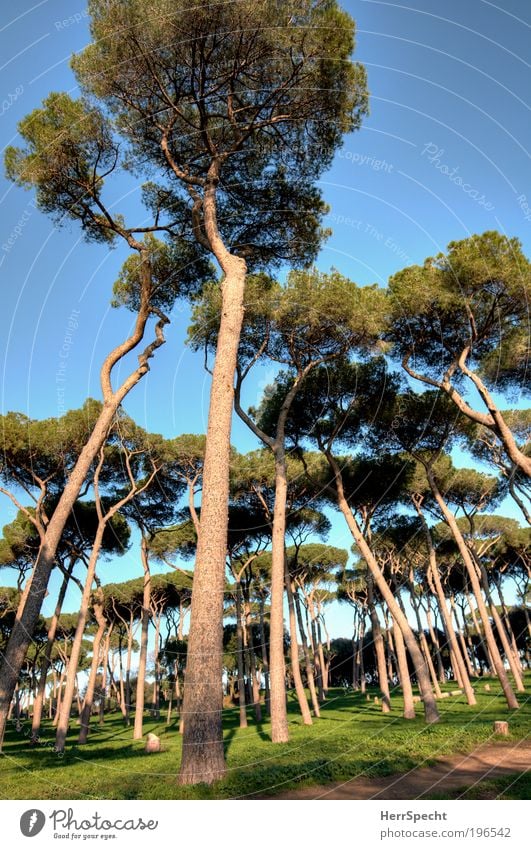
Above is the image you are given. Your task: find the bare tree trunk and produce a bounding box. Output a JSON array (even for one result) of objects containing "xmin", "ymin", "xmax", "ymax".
[
  {"xmin": 179, "ymin": 255, "xmax": 247, "ymax": 785},
  {"xmin": 427, "ymin": 471, "xmax": 519, "ymax": 709},
  {"xmin": 367, "ymin": 581, "xmax": 390, "ymax": 713},
  {"xmin": 293, "ymin": 588, "xmax": 321, "ymax": 717},
  {"xmin": 425, "ymin": 600, "xmax": 445, "ymax": 684},
  {"xmin": 392, "ymin": 618, "xmax": 416, "ymax": 720},
  {"xmin": 78, "ymin": 594, "xmax": 106, "ymax": 744},
  {"xmin": 258, "ymin": 597, "xmax": 270, "ymax": 716},
  {"xmin": 31, "ymin": 558, "xmax": 75, "ymax": 741},
  {"xmin": 150, "ymin": 612, "xmax": 161, "ymax": 718},
  {"xmin": 244, "ymin": 599, "xmax": 262, "ymax": 722},
  {"xmin": 285, "ymin": 568, "xmax": 312, "ymax": 725},
  {"xmin": 55, "ymin": 522, "xmax": 106, "ymax": 753},
  {"xmin": 414, "ymin": 497, "xmax": 476, "ymax": 705},
  {"xmin": 99, "ymin": 629, "xmax": 111, "ymax": 725},
  {"xmin": 268, "ymin": 452, "xmax": 290, "ymax": 742},
  {"xmin": 328, "ymin": 458, "xmax": 439, "ymax": 723},
  {"xmin": 134, "ymin": 536, "xmax": 151, "ymax": 740},
  {"xmin": 235, "ymin": 582, "xmax": 248, "ymax": 728},
  {"xmin": 495, "ymin": 578, "xmax": 521, "ymax": 672},
  {"xmin": 408, "ymin": 579, "xmax": 442, "ymax": 699},
  {"xmin": 125, "ymin": 612, "xmax": 134, "ymax": 726}
]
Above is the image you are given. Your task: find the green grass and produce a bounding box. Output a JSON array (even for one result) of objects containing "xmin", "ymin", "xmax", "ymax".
[
  {"xmin": 429, "ymin": 772, "xmax": 531, "ymax": 800},
  {"xmin": 1, "ymin": 676, "xmax": 530, "ymax": 800}
]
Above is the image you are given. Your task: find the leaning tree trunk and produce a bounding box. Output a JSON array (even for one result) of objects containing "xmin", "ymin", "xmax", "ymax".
[
  {"xmin": 294, "ymin": 591, "xmax": 320, "ymax": 717},
  {"xmin": 78, "ymin": 593, "xmax": 106, "ymax": 744},
  {"xmin": 31, "ymin": 557, "xmax": 76, "ymax": 742},
  {"xmin": 0, "ymin": 291, "xmax": 165, "ymax": 749},
  {"xmin": 414, "ymin": 498, "xmax": 477, "ymax": 706},
  {"xmin": 134, "ymin": 536, "xmax": 151, "ymax": 740},
  {"xmin": 495, "ymin": 577, "xmax": 521, "ymax": 672},
  {"xmin": 328, "ymin": 455, "xmax": 440, "ymax": 724},
  {"xmin": 179, "ymin": 254, "xmax": 247, "ymax": 785},
  {"xmin": 54, "ymin": 523, "xmax": 106, "ymax": 753},
  {"xmin": 391, "ymin": 616, "xmax": 416, "ymax": 720},
  {"xmin": 285, "ymin": 565, "xmax": 312, "ymax": 726},
  {"xmin": 427, "ymin": 471, "xmax": 519, "ymax": 709},
  {"xmin": 425, "ymin": 600, "xmax": 446, "ymax": 684},
  {"xmin": 367, "ymin": 579, "xmax": 391, "ymax": 713},
  {"xmin": 407, "ymin": 579, "xmax": 443, "ymax": 699}
]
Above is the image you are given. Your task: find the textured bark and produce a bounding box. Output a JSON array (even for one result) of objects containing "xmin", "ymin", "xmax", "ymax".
[
  {"xmin": 427, "ymin": 471, "xmax": 519, "ymax": 709},
  {"xmin": 258, "ymin": 597, "xmax": 271, "ymax": 716},
  {"xmin": 269, "ymin": 452, "xmax": 290, "ymax": 742},
  {"xmin": 179, "ymin": 255, "xmax": 247, "ymax": 785}
]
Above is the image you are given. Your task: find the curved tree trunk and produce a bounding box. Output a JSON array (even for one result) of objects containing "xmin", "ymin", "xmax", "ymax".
[
  {"xmin": 391, "ymin": 617, "xmax": 416, "ymax": 720},
  {"xmin": 179, "ymin": 255, "xmax": 247, "ymax": 785},
  {"xmin": 0, "ymin": 291, "xmax": 166, "ymax": 749}
]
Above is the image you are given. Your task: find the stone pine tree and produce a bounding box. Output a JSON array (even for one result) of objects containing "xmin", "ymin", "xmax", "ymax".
[
  {"xmin": 1, "ymin": 90, "xmax": 209, "ymax": 744},
  {"xmin": 387, "ymin": 232, "xmax": 531, "ymax": 477},
  {"xmin": 190, "ymin": 269, "xmax": 384, "ymax": 741},
  {"xmin": 70, "ymin": 0, "xmax": 368, "ymax": 784}
]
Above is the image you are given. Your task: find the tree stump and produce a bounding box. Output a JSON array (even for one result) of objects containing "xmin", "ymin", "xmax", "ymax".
[
  {"xmin": 144, "ymin": 732, "xmax": 161, "ymax": 753},
  {"xmin": 374, "ymin": 696, "xmax": 379, "ymax": 704},
  {"xmin": 493, "ymin": 721, "xmax": 509, "ymax": 736}
]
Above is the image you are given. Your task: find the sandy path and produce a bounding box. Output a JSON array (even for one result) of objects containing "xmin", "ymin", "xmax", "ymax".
[{"xmin": 268, "ymin": 738, "xmax": 531, "ymax": 800}]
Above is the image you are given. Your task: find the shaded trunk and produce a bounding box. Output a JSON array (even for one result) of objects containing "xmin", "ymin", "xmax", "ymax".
[
  {"xmin": 78, "ymin": 596, "xmax": 106, "ymax": 744},
  {"xmin": 235, "ymin": 582, "xmax": 248, "ymax": 728},
  {"xmin": 392, "ymin": 618, "xmax": 416, "ymax": 720},
  {"xmin": 258, "ymin": 597, "xmax": 271, "ymax": 716},
  {"xmin": 367, "ymin": 581, "xmax": 390, "ymax": 713}
]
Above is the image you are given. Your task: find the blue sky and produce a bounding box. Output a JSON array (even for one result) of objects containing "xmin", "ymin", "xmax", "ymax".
[{"xmin": 0, "ymin": 1, "xmax": 530, "ymax": 633}]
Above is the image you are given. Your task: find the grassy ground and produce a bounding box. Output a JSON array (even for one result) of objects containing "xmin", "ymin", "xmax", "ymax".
[
  {"xmin": 430, "ymin": 772, "xmax": 531, "ymax": 800},
  {"xmin": 1, "ymin": 675, "xmax": 529, "ymax": 800}
]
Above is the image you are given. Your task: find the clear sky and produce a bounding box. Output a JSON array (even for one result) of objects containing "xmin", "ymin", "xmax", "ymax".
[{"xmin": 0, "ymin": 1, "xmax": 529, "ymax": 634}]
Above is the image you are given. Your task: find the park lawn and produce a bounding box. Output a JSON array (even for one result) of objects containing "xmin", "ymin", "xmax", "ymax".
[
  {"xmin": 1, "ymin": 676, "xmax": 530, "ymax": 800},
  {"xmin": 431, "ymin": 772, "xmax": 531, "ymax": 801}
]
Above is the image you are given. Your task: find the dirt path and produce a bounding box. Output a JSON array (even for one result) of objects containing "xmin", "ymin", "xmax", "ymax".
[{"xmin": 270, "ymin": 738, "xmax": 531, "ymax": 800}]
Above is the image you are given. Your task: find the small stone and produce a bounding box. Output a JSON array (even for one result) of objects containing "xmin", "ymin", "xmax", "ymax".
[
  {"xmin": 366, "ymin": 694, "xmax": 371, "ymax": 701},
  {"xmin": 144, "ymin": 732, "xmax": 161, "ymax": 753},
  {"xmin": 374, "ymin": 696, "xmax": 379, "ymax": 704},
  {"xmin": 412, "ymin": 696, "xmax": 421, "ymax": 703},
  {"xmin": 484, "ymin": 684, "xmax": 491, "ymax": 692},
  {"xmin": 493, "ymin": 721, "xmax": 509, "ymax": 736},
  {"xmin": 450, "ymin": 689, "xmax": 463, "ymax": 696}
]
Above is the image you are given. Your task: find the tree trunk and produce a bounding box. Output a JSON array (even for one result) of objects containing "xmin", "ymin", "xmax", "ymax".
[
  {"xmin": 268, "ymin": 451, "xmax": 290, "ymax": 742},
  {"xmin": 392, "ymin": 618, "xmax": 416, "ymax": 720},
  {"xmin": 134, "ymin": 536, "xmax": 151, "ymax": 740},
  {"xmin": 427, "ymin": 471, "xmax": 519, "ymax": 709},
  {"xmin": 31, "ymin": 558, "xmax": 76, "ymax": 741},
  {"xmin": 328, "ymin": 456, "xmax": 439, "ymax": 724},
  {"xmin": 408, "ymin": 580, "xmax": 443, "ymax": 699},
  {"xmin": 179, "ymin": 255, "xmax": 247, "ymax": 785},
  {"xmin": 125, "ymin": 612, "xmax": 134, "ymax": 726},
  {"xmin": 414, "ymin": 497, "xmax": 477, "ymax": 705},
  {"xmin": 235, "ymin": 582, "xmax": 248, "ymax": 728},
  {"xmin": 78, "ymin": 596, "xmax": 106, "ymax": 744},
  {"xmin": 293, "ymin": 591, "xmax": 320, "ymax": 717},
  {"xmin": 367, "ymin": 581, "xmax": 391, "ymax": 713},
  {"xmin": 285, "ymin": 569, "xmax": 312, "ymax": 725},
  {"xmin": 258, "ymin": 597, "xmax": 270, "ymax": 716},
  {"xmin": 425, "ymin": 601, "xmax": 446, "ymax": 684},
  {"xmin": 54, "ymin": 523, "xmax": 106, "ymax": 753},
  {"xmin": 244, "ymin": 599, "xmax": 262, "ymax": 722}
]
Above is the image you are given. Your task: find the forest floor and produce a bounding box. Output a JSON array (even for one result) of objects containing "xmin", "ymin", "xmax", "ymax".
[{"xmin": 1, "ymin": 674, "xmax": 530, "ymax": 800}]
